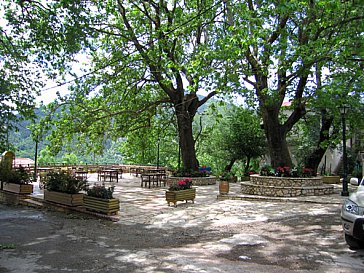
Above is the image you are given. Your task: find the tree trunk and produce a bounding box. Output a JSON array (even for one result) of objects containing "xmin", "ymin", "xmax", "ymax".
[
  {"xmin": 224, "ymin": 158, "xmax": 236, "ymax": 172},
  {"xmin": 262, "ymin": 107, "xmax": 292, "ymax": 168},
  {"xmin": 305, "ymin": 109, "xmax": 334, "ymax": 174},
  {"xmin": 244, "ymin": 156, "xmax": 251, "ymax": 175},
  {"xmin": 174, "ymin": 96, "xmax": 199, "ymax": 172}
]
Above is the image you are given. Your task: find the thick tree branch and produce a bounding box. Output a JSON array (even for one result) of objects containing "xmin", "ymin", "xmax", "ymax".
[
  {"xmin": 267, "ymin": 15, "xmax": 289, "ymax": 44},
  {"xmin": 117, "ymin": 0, "xmax": 176, "ymax": 99}
]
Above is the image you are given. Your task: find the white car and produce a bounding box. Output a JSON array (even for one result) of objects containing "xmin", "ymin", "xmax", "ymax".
[{"xmin": 341, "ymin": 177, "xmax": 364, "ymax": 248}]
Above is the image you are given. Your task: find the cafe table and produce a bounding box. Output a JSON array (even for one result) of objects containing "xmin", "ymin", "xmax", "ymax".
[
  {"xmin": 75, "ymin": 170, "xmax": 88, "ymax": 181},
  {"xmin": 98, "ymin": 169, "xmax": 119, "ymax": 183},
  {"xmin": 140, "ymin": 172, "xmax": 165, "ymax": 188}
]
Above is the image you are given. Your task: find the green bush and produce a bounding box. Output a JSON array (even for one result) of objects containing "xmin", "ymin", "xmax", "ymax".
[
  {"xmin": 86, "ymin": 185, "xmax": 114, "ymax": 199},
  {"xmin": 0, "ymin": 166, "xmax": 32, "ymax": 185},
  {"xmin": 259, "ymin": 165, "xmax": 275, "ymax": 176},
  {"xmin": 44, "ymin": 171, "xmax": 86, "ymax": 194}
]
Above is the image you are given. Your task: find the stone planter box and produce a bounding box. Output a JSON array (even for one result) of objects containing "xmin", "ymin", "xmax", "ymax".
[
  {"xmin": 165, "ymin": 188, "xmax": 196, "ymax": 207},
  {"xmin": 322, "ymin": 176, "xmax": 341, "ymax": 184},
  {"xmin": 44, "ymin": 190, "xmax": 84, "ymax": 207},
  {"xmin": 84, "ymin": 195, "xmax": 119, "ymax": 215},
  {"xmin": 3, "ymin": 183, "xmax": 33, "ymax": 194}
]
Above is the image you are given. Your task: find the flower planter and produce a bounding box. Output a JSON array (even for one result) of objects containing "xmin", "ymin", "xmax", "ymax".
[
  {"xmin": 322, "ymin": 176, "xmax": 341, "ymax": 184},
  {"xmin": 83, "ymin": 195, "xmax": 120, "ymax": 215},
  {"xmin": 2, "ymin": 183, "xmax": 33, "ymax": 194},
  {"xmin": 165, "ymin": 188, "xmax": 196, "ymax": 207},
  {"xmin": 44, "ymin": 190, "xmax": 84, "ymax": 207}
]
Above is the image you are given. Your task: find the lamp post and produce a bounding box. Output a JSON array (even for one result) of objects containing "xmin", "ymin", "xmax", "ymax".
[
  {"xmin": 360, "ymin": 152, "xmax": 364, "ymax": 185},
  {"xmin": 157, "ymin": 136, "xmax": 160, "ymax": 169},
  {"xmin": 340, "ymin": 104, "xmax": 349, "ymax": 196}
]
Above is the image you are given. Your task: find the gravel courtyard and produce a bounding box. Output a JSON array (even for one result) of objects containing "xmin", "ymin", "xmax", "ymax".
[{"xmin": 1, "ymin": 174, "xmax": 363, "ymax": 273}]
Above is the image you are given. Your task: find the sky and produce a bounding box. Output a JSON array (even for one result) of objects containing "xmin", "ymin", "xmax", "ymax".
[
  {"xmin": 36, "ymin": 53, "xmax": 90, "ymax": 105},
  {"xmin": 37, "ymin": 82, "xmax": 70, "ymax": 105}
]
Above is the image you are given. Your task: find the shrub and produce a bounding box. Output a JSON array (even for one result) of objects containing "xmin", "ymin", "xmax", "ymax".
[
  {"xmin": 260, "ymin": 165, "xmax": 314, "ymax": 178},
  {"xmin": 172, "ymin": 167, "xmax": 210, "ymax": 177},
  {"xmin": 168, "ymin": 178, "xmax": 193, "ymax": 191},
  {"xmin": 86, "ymin": 185, "xmax": 114, "ymax": 199},
  {"xmin": 220, "ymin": 171, "xmax": 233, "ymax": 181},
  {"xmin": 0, "ymin": 166, "xmax": 32, "ymax": 185},
  {"xmin": 275, "ymin": 166, "xmax": 291, "ymax": 177},
  {"xmin": 44, "ymin": 171, "xmax": 86, "ymax": 194},
  {"xmin": 259, "ymin": 165, "xmax": 275, "ymax": 176}
]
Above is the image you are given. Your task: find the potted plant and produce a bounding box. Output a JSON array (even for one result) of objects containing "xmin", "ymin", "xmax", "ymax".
[
  {"xmin": 44, "ymin": 171, "xmax": 86, "ymax": 206},
  {"xmin": 165, "ymin": 178, "xmax": 196, "ymax": 207},
  {"xmin": 84, "ymin": 185, "xmax": 119, "ymax": 215},
  {"xmin": 0, "ymin": 166, "xmax": 33, "ymax": 194}
]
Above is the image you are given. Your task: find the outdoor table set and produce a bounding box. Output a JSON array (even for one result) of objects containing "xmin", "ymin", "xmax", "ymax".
[
  {"xmin": 140, "ymin": 171, "xmax": 166, "ymax": 188},
  {"xmin": 97, "ymin": 169, "xmax": 120, "ymax": 183},
  {"xmin": 74, "ymin": 170, "xmax": 88, "ymax": 181}
]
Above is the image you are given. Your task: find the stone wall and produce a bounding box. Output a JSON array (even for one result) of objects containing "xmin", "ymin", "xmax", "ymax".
[
  {"xmin": 241, "ymin": 175, "xmax": 334, "ymax": 197},
  {"xmin": 167, "ymin": 176, "xmax": 217, "ymax": 186}
]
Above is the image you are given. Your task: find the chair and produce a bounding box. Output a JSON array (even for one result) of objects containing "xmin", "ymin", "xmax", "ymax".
[
  {"xmin": 97, "ymin": 169, "xmax": 106, "ymax": 181},
  {"xmin": 159, "ymin": 173, "xmax": 167, "ymax": 187},
  {"xmin": 141, "ymin": 174, "xmax": 150, "ymax": 188},
  {"xmin": 117, "ymin": 168, "xmax": 123, "ymax": 180},
  {"xmin": 38, "ymin": 172, "xmax": 47, "ymax": 189},
  {"xmin": 150, "ymin": 174, "xmax": 159, "ymax": 187}
]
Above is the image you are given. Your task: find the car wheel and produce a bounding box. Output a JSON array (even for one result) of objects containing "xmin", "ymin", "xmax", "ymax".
[{"xmin": 345, "ymin": 233, "xmax": 363, "ymax": 249}]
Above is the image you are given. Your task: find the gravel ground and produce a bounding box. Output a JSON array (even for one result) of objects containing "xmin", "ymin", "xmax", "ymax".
[
  {"xmin": 1, "ymin": 201, "xmax": 364, "ymax": 273},
  {"xmin": 1, "ymin": 175, "xmax": 364, "ymax": 273}
]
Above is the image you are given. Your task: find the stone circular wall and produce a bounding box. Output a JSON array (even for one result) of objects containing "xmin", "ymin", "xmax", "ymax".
[
  {"xmin": 241, "ymin": 175, "xmax": 334, "ymax": 197},
  {"xmin": 250, "ymin": 174, "xmax": 323, "ymax": 187},
  {"xmin": 167, "ymin": 176, "xmax": 217, "ymax": 186}
]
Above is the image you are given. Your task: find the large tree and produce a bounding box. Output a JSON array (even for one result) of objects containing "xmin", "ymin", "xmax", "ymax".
[
  {"xmin": 5, "ymin": 0, "xmax": 230, "ymax": 171},
  {"xmin": 5, "ymin": 0, "xmax": 364, "ymax": 171},
  {"xmin": 0, "ymin": 8, "xmax": 43, "ymax": 151},
  {"xmin": 220, "ymin": 0, "xmax": 364, "ymax": 168}
]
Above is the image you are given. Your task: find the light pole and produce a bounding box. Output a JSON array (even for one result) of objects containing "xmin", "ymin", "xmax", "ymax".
[
  {"xmin": 157, "ymin": 136, "xmax": 160, "ymax": 169},
  {"xmin": 340, "ymin": 104, "xmax": 349, "ymax": 196},
  {"xmin": 360, "ymin": 152, "xmax": 364, "ymax": 185}
]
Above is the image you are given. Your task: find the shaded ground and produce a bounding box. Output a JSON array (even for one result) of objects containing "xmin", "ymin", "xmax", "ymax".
[
  {"xmin": 1, "ymin": 174, "xmax": 364, "ymax": 272},
  {"xmin": 1, "ymin": 203, "xmax": 364, "ymax": 273}
]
